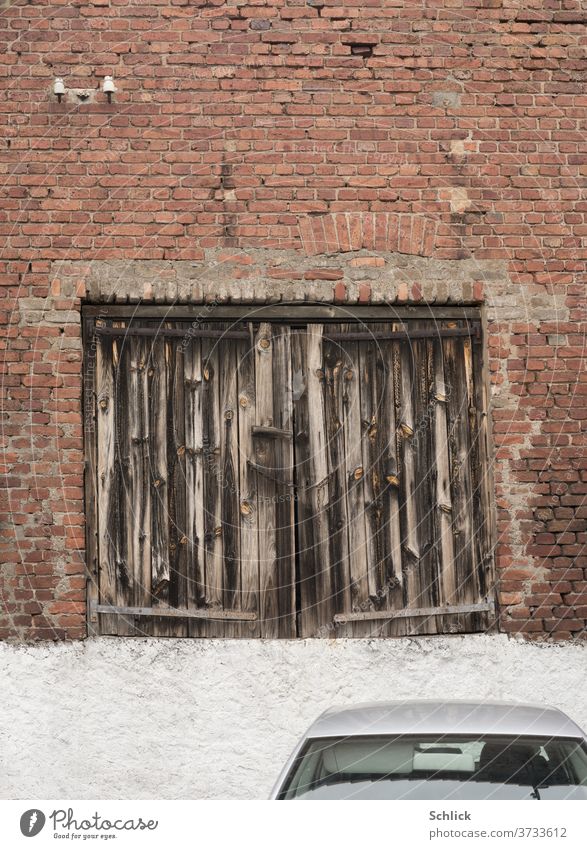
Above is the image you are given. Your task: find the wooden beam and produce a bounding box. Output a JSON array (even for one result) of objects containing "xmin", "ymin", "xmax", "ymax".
[
  {"xmin": 94, "ymin": 327, "xmax": 249, "ymax": 339},
  {"xmin": 82, "ymin": 304, "xmax": 482, "ymax": 322},
  {"xmin": 333, "ymin": 600, "xmax": 494, "ymax": 623},
  {"xmin": 90, "ymin": 602, "xmax": 258, "ymax": 621},
  {"xmin": 324, "ymin": 327, "xmax": 480, "ymax": 341}
]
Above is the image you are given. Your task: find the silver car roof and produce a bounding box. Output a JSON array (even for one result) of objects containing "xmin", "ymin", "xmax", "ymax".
[{"xmin": 305, "ymin": 700, "xmax": 585, "ymax": 740}]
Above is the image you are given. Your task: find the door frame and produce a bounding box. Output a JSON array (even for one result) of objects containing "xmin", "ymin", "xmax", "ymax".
[{"xmin": 82, "ymin": 303, "xmax": 497, "ymax": 638}]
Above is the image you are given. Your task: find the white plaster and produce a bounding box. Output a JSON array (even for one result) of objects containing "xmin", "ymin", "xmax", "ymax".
[{"xmin": 1, "ymin": 635, "xmax": 585, "ymax": 799}]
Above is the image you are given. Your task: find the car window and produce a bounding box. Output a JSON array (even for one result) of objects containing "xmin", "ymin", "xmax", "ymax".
[{"xmin": 278, "ymin": 734, "xmax": 587, "ymax": 800}]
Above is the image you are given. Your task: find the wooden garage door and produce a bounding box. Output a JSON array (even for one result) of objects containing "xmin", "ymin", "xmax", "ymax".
[{"xmin": 84, "ymin": 316, "xmax": 494, "ymax": 638}]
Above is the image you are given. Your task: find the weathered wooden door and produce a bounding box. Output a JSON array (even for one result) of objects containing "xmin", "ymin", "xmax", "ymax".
[
  {"xmin": 87, "ymin": 320, "xmax": 295, "ymax": 638},
  {"xmin": 85, "ymin": 314, "xmax": 494, "ymax": 638},
  {"xmin": 291, "ymin": 322, "xmax": 494, "ymax": 638}
]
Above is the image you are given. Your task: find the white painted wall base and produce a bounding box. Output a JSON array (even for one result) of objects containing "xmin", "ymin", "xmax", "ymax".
[{"xmin": 1, "ymin": 635, "xmax": 585, "ymax": 799}]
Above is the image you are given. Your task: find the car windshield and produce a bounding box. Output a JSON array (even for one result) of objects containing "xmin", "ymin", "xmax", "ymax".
[{"xmin": 278, "ymin": 735, "xmax": 587, "ymax": 800}]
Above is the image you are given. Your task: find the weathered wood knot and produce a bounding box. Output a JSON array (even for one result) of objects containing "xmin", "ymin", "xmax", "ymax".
[{"xmin": 258, "ymin": 337, "xmax": 271, "ymax": 351}]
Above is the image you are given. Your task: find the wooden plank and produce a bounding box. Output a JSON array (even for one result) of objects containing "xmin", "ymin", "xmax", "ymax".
[
  {"xmin": 291, "ymin": 328, "xmax": 319, "ymax": 638},
  {"xmin": 321, "ymin": 325, "xmax": 352, "ymax": 633},
  {"xmin": 108, "ymin": 333, "xmax": 147, "ymax": 637},
  {"xmin": 358, "ymin": 338, "xmax": 380, "ymax": 605},
  {"xmin": 95, "ymin": 327, "xmax": 249, "ymax": 340},
  {"xmin": 254, "ymin": 322, "xmax": 279, "ymax": 638},
  {"xmin": 95, "ymin": 331, "xmax": 119, "ymax": 635},
  {"xmin": 146, "ymin": 333, "xmax": 174, "ymax": 638},
  {"xmin": 432, "ymin": 336, "xmax": 457, "ymax": 607},
  {"xmin": 367, "ymin": 327, "xmax": 405, "ymax": 636},
  {"xmin": 272, "ymin": 325, "xmax": 296, "ymax": 638},
  {"xmin": 148, "ymin": 336, "xmax": 170, "ymax": 602},
  {"xmin": 339, "ymin": 335, "xmax": 370, "ymax": 637},
  {"xmin": 324, "ymin": 328, "xmax": 479, "ymax": 342},
  {"xmin": 219, "ymin": 334, "xmax": 241, "ymax": 638},
  {"xmin": 470, "ymin": 330, "xmax": 497, "ymax": 621},
  {"xmin": 184, "ymin": 336, "xmax": 207, "ymax": 638},
  {"xmin": 157, "ymin": 334, "xmax": 187, "ymax": 637},
  {"xmin": 334, "ymin": 600, "xmax": 494, "ymax": 624},
  {"xmin": 129, "ymin": 335, "xmax": 153, "ymax": 636},
  {"xmin": 444, "ymin": 328, "xmax": 478, "ymax": 611},
  {"xmin": 91, "ymin": 603, "xmax": 257, "ymax": 621},
  {"xmin": 396, "ymin": 329, "xmax": 420, "ymax": 614},
  {"xmin": 84, "ymin": 305, "xmax": 483, "ymax": 322},
  {"xmin": 83, "ymin": 318, "xmax": 99, "ymax": 636},
  {"xmin": 410, "ymin": 331, "xmax": 440, "ymax": 633},
  {"xmin": 201, "ymin": 333, "xmax": 224, "ymax": 637},
  {"xmin": 294, "ymin": 325, "xmax": 334, "ymax": 637},
  {"xmin": 236, "ymin": 327, "xmax": 261, "ymax": 637},
  {"xmin": 351, "ymin": 327, "xmax": 405, "ymax": 637}
]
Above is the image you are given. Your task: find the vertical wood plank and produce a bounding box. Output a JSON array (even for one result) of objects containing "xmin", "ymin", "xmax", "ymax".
[
  {"xmin": 397, "ymin": 328, "xmax": 420, "ymax": 615},
  {"xmin": 114, "ymin": 334, "xmax": 152, "ymax": 636},
  {"xmin": 464, "ymin": 332, "xmax": 494, "ymax": 611},
  {"xmin": 354, "ymin": 326, "xmax": 404, "ymax": 637},
  {"xmin": 201, "ymin": 333, "xmax": 224, "ymax": 637},
  {"xmin": 162, "ymin": 335, "xmax": 188, "ymax": 637},
  {"xmin": 291, "ymin": 327, "xmax": 320, "ymax": 638},
  {"xmin": 470, "ymin": 329, "xmax": 495, "ymax": 612},
  {"xmin": 322, "ymin": 326, "xmax": 352, "ymax": 633},
  {"xmin": 83, "ymin": 318, "xmax": 99, "ymax": 637},
  {"xmin": 185, "ymin": 336, "xmax": 207, "ymax": 638},
  {"xmin": 339, "ymin": 335, "xmax": 370, "ymax": 637},
  {"xmin": 432, "ymin": 336, "xmax": 457, "ymax": 607},
  {"xmin": 381, "ymin": 332, "xmax": 405, "ymax": 637},
  {"xmin": 294, "ymin": 324, "xmax": 334, "ymax": 637},
  {"xmin": 411, "ymin": 333, "xmax": 440, "ymax": 628},
  {"xmin": 358, "ymin": 338, "xmax": 380, "ymax": 604},
  {"xmin": 444, "ymin": 329, "xmax": 477, "ymax": 610},
  {"xmin": 219, "ymin": 334, "xmax": 241, "ymax": 638},
  {"xmin": 272, "ymin": 325, "xmax": 296, "ymax": 638},
  {"xmin": 236, "ymin": 328, "xmax": 260, "ymax": 637},
  {"xmin": 254, "ymin": 322, "xmax": 279, "ymax": 638},
  {"xmin": 96, "ymin": 331, "xmax": 119, "ymax": 635},
  {"xmin": 148, "ymin": 336, "xmax": 170, "ymax": 604}
]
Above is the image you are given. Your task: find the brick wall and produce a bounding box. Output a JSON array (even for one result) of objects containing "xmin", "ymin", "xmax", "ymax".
[{"xmin": 1, "ymin": 0, "xmax": 585, "ymax": 641}]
